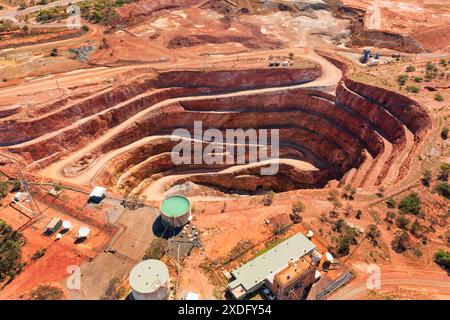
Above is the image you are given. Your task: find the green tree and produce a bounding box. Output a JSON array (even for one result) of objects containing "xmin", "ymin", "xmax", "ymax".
[
  {"xmin": 292, "ymin": 201, "xmax": 305, "ymax": 214},
  {"xmin": 27, "ymin": 285, "xmax": 64, "ymax": 300},
  {"xmin": 422, "ymin": 169, "xmax": 432, "ymax": 187},
  {"xmin": 367, "ymin": 224, "xmax": 381, "ymax": 245},
  {"xmin": 386, "ymin": 197, "xmax": 396, "ymax": 209},
  {"xmin": 405, "ymin": 65, "xmax": 415, "ymax": 72},
  {"xmin": 426, "ymin": 62, "xmax": 436, "ymax": 71},
  {"xmin": 36, "ymin": 7, "xmax": 68, "ymax": 23},
  {"xmin": 328, "ymin": 189, "xmax": 341, "ymax": 208},
  {"xmin": 335, "ymin": 236, "xmax": 351, "ymax": 256},
  {"xmin": 342, "ymin": 185, "xmax": 356, "ymax": 200},
  {"xmin": 385, "ymin": 211, "xmax": 396, "ymax": 224},
  {"xmin": 332, "ymin": 219, "xmax": 346, "ymax": 233},
  {"xmin": 441, "ymin": 127, "xmax": 449, "ymax": 140},
  {"xmin": 434, "ymin": 250, "xmax": 450, "ymax": 270},
  {"xmin": 396, "ymin": 214, "xmax": 410, "ymax": 230},
  {"xmin": 397, "ymin": 74, "xmax": 408, "ymax": 85},
  {"xmin": 411, "ymin": 219, "xmax": 427, "ymax": 238},
  {"xmin": 406, "ymin": 85, "xmax": 420, "ymax": 93},
  {"xmin": 435, "ymin": 182, "xmax": 450, "ymax": 199},
  {"xmin": 398, "ymin": 192, "xmax": 421, "ymax": 215},
  {"xmin": 0, "ymin": 220, "xmax": 24, "ymax": 281},
  {"xmin": 391, "ymin": 230, "xmax": 410, "ymax": 253},
  {"xmin": 291, "ymin": 201, "xmax": 305, "ymax": 223},
  {"xmin": 31, "ymin": 248, "xmax": 47, "ymax": 261},
  {"xmin": 0, "ymin": 181, "xmax": 8, "ymax": 198},
  {"xmin": 434, "ymin": 93, "xmax": 444, "ymax": 102},
  {"xmin": 262, "ymin": 191, "xmax": 275, "ymax": 206},
  {"xmin": 438, "ymin": 163, "xmax": 450, "ymax": 181}
]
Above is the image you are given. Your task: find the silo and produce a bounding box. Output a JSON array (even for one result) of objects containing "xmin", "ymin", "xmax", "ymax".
[
  {"xmin": 129, "ymin": 260, "xmax": 170, "ymax": 300},
  {"xmin": 159, "ymin": 195, "xmax": 191, "ymax": 228}
]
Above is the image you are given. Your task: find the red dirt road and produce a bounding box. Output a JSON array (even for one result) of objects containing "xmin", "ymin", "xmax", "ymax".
[{"xmin": 330, "ymin": 270, "xmax": 450, "ymax": 300}]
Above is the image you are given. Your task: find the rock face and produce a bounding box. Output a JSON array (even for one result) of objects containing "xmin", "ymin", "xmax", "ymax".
[
  {"xmin": 0, "ymin": 104, "xmax": 22, "ymax": 118},
  {"xmin": 154, "ymin": 68, "xmax": 321, "ymax": 89},
  {"xmin": 0, "ymin": 67, "xmax": 320, "ymax": 146},
  {"xmin": 351, "ymin": 30, "xmax": 424, "ymax": 53},
  {"xmin": 0, "ymin": 65, "xmax": 432, "ymax": 194},
  {"xmin": 344, "ymin": 78, "xmax": 432, "ymax": 139},
  {"xmin": 167, "ymin": 34, "xmax": 283, "ymax": 50}
]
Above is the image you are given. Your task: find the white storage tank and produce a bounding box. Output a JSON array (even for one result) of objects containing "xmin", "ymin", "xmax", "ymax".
[
  {"xmin": 159, "ymin": 195, "xmax": 191, "ymax": 229},
  {"xmin": 76, "ymin": 226, "xmax": 90, "ymax": 240},
  {"xmin": 129, "ymin": 260, "xmax": 170, "ymax": 300}
]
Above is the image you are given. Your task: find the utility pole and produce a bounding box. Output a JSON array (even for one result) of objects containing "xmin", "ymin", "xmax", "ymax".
[
  {"xmin": 1, "ymin": 154, "xmax": 43, "ymax": 230},
  {"xmin": 55, "ymin": 79, "xmax": 62, "ymax": 95}
]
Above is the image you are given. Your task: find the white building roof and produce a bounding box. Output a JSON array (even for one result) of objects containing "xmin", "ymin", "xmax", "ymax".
[
  {"xmin": 89, "ymin": 186, "xmax": 107, "ymax": 198},
  {"xmin": 228, "ymin": 233, "xmax": 316, "ymax": 293},
  {"xmin": 13, "ymin": 192, "xmax": 27, "ymax": 200}
]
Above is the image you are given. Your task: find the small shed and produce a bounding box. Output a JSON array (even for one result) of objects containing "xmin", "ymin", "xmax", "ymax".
[
  {"xmin": 44, "ymin": 217, "xmax": 62, "ymax": 235},
  {"xmin": 13, "ymin": 192, "xmax": 27, "ymax": 202},
  {"xmin": 89, "ymin": 186, "xmax": 107, "ymax": 204}
]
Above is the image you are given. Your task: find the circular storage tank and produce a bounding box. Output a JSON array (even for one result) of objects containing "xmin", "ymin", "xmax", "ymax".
[
  {"xmin": 77, "ymin": 226, "xmax": 90, "ymax": 239},
  {"xmin": 129, "ymin": 260, "xmax": 169, "ymax": 300},
  {"xmin": 62, "ymin": 220, "xmax": 72, "ymax": 231},
  {"xmin": 160, "ymin": 195, "xmax": 191, "ymax": 228}
]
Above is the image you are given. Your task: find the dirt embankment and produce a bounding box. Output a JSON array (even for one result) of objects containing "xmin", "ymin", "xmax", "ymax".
[
  {"xmin": 411, "ymin": 24, "xmax": 450, "ymax": 52},
  {"xmin": 336, "ymin": 4, "xmax": 424, "ymax": 53},
  {"xmin": 0, "ymin": 29, "xmax": 83, "ymax": 50},
  {"xmin": 0, "ymin": 104, "xmax": 23, "ymax": 118},
  {"xmin": 168, "ymin": 34, "xmax": 283, "ymax": 50},
  {"xmin": 112, "ymin": 0, "xmax": 204, "ymax": 26}
]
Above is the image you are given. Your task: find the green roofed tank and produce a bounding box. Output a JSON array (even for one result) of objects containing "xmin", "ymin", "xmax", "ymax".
[{"xmin": 159, "ymin": 195, "xmax": 191, "ymax": 228}]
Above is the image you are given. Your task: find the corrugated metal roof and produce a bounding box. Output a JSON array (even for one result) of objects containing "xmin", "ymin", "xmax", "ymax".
[{"xmin": 228, "ymin": 233, "xmax": 316, "ymax": 293}]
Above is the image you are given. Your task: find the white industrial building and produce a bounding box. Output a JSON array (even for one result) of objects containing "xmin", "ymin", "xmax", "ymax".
[{"xmin": 88, "ymin": 186, "xmax": 107, "ymax": 204}]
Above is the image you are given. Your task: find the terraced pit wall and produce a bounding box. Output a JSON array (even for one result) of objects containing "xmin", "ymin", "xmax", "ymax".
[
  {"xmin": 0, "ymin": 64, "xmax": 432, "ymax": 193},
  {"xmin": 0, "ymin": 67, "xmax": 320, "ymax": 165}
]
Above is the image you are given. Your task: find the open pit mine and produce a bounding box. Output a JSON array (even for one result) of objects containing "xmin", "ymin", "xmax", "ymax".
[
  {"xmin": 0, "ymin": 0, "xmax": 448, "ymax": 304},
  {"xmin": 0, "ymin": 62, "xmax": 432, "ymax": 198}
]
